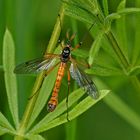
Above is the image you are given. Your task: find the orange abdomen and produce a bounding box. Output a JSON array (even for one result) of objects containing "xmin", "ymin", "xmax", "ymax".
[{"xmin": 47, "ymin": 62, "xmax": 66, "ymax": 112}]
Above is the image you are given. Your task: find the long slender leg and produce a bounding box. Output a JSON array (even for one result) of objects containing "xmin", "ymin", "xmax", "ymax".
[
  {"xmin": 81, "ymin": 21, "xmax": 96, "ymax": 44},
  {"xmin": 58, "ymin": 14, "xmax": 64, "ymax": 49},
  {"xmin": 44, "ymin": 61, "xmax": 60, "ymax": 77},
  {"xmin": 72, "ymin": 21, "xmax": 97, "ymax": 51},
  {"xmin": 28, "ymin": 74, "xmax": 45, "ymax": 100},
  {"xmin": 66, "ymin": 70, "xmax": 71, "ymax": 122},
  {"xmin": 72, "ymin": 42, "xmax": 82, "ymax": 51},
  {"xmin": 28, "ymin": 61, "xmax": 61, "ymax": 100},
  {"xmin": 70, "ymin": 32, "xmax": 77, "ymax": 41},
  {"xmin": 70, "ymin": 57, "xmax": 90, "ymax": 68}
]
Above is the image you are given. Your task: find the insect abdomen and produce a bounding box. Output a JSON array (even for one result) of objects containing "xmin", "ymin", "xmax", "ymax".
[{"xmin": 47, "ymin": 62, "xmax": 66, "ymax": 112}]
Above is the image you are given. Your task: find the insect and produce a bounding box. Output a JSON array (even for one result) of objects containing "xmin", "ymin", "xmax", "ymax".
[{"xmin": 14, "ymin": 30, "xmax": 99, "ymax": 113}]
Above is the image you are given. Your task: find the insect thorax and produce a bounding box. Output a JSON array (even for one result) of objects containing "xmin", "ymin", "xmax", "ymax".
[{"xmin": 60, "ymin": 47, "xmax": 70, "ymax": 62}]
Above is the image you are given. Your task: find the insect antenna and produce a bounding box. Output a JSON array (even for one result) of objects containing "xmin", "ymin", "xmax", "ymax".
[{"xmin": 58, "ymin": 14, "xmax": 64, "ymax": 49}]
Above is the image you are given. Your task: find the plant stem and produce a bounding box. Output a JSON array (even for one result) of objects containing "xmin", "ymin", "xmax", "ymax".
[
  {"xmin": 65, "ymin": 18, "xmax": 78, "ymax": 140},
  {"xmin": 105, "ymin": 31, "xmax": 140, "ymax": 95},
  {"xmin": 105, "ymin": 31, "xmax": 129, "ymax": 71},
  {"xmin": 130, "ymin": 76, "xmax": 140, "ymax": 98},
  {"xmin": 14, "ymin": 6, "xmax": 65, "ymax": 140},
  {"xmin": 46, "ymin": 7, "xmax": 65, "ymax": 53}
]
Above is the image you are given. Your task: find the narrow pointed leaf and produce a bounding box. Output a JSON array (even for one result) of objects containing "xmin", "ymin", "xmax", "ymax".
[
  {"xmin": 27, "ymin": 47, "xmax": 61, "ymax": 130},
  {"xmin": 27, "ymin": 66, "xmax": 58, "ymax": 129},
  {"xmin": 85, "ymin": 65, "xmax": 123, "ymax": 76},
  {"xmin": 28, "ymin": 90, "xmax": 109, "ymax": 134},
  {"xmin": 118, "ymin": 8, "xmax": 140, "ymax": 15},
  {"xmin": 105, "ymin": 8, "xmax": 140, "ymax": 22},
  {"xmin": 116, "ymin": 0, "xmax": 128, "ymax": 62},
  {"xmin": 64, "ymin": 0, "xmax": 98, "ymax": 24},
  {"xmin": 28, "ymin": 88, "xmax": 87, "ymax": 134},
  {"xmin": 88, "ymin": 31, "xmax": 104, "ymax": 65},
  {"xmin": 128, "ymin": 66, "xmax": 140, "ymax": 76},
  {"xmin": 72, "ymin": 49, "xmax": 89, "ymax": 58},
  {"xmin": 2, "ymin": 29, "xmax": 19, "ymax": 127},
  {"xmin": 132, "ymin": 1, "xmax": 140, "ymax": 64},
  {"xmin": 27, "ymin": 134, "xmax": 45, "ymax": 140},
  {"xmin": 102, "ymin": 0, "xmax": 109, "ymax": 16},
  {"xmin": 105, "ymin": 13, "xmax": 121, "ymax": 22},
  {"xmin": 0, "ymin": 112, "xmax": 15, "ymax": 135}
]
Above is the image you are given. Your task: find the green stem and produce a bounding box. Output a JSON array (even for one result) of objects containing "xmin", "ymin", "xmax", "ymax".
[
  {"xmin": 65, "ymin": 18, "xmax": 78, "ymax": 140},
  {"xmin": 14, "ymin": 6, "xmax": 65, "ymax": 140},
  {"xmin": 46, "ymin": 7, "xmax": 65, "ymax": 53},
  {"xmin": 105, "ymin": 30, "xmax": 140, "ymax": 95},
  {"xmin": 0, "ymin": 65, "xmax": 3, "ymax": 71},
  {"xmin": 105, "ymin": 31, "xmax": 129, "ymax": 71},
  {"xmin": 130, "ymin": 76, "xmax": 140, "ymax": 98}
]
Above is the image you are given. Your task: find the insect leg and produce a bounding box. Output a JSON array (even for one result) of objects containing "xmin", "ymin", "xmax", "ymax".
[
  {"xmin": 72, "ymin": 20, "xmax": 97, "ymax": 51},
  {"xmin": 72, "ymin": 42, "xmax": 82, "ymax": 51},
  {"xmin": 44, "ymin": 61, "xmax": 61, "ymax": 77},
  {"xmin": 70, "ymin": 57, "xmax": 90, "ymax": 68},
  {"xmin": 66, "ymin": 69, "xmax": 71, "ymax": 122},
  {"xmin": 28, "ymin": 61, "xmax": 61, "ymax": 100},
  {"xmin": 58, "ymin": 14, "xmax": 64, "ymax": 49}
]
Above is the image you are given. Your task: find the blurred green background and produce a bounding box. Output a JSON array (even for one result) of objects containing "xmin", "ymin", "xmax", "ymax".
[{"xmin": 0, "ymin": 0, "xmax": 140, "ymax": 140}]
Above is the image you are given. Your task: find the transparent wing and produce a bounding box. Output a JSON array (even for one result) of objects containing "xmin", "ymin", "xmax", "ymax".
[
  {"xmin": 14, "ymin": 54, "xmax": 60, "ymax": 74},
  {"xmin": 69, "ymin": 63, "xmax": 99, "ymax": 99}
]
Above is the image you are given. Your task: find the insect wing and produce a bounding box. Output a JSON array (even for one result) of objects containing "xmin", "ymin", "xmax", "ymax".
[
  {"xmin": 69, "ymin": 63, "xmax": 99, "ymax": 99},
  {"xmin": 14, "ymin": 55, "xmax": 59, "ymax": 74}
]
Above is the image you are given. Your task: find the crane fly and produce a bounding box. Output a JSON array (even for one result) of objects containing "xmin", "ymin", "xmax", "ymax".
[{"xmin": 14, "ymin": 32, "xmax": 99, "ymax": 112}]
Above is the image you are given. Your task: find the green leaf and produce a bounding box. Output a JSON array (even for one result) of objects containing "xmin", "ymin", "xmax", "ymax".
[
  {"xmin": 27, "ymin": 134, "xmax": 45, "ymax": 140},
  {"xmin": 72, "ymin": 49, "xmax": 89, "ymax": 58},
  {"xmin": 128, "ymin": 65, "xmax": 140, "ymax": 76},
  {"xmin": 67, "ymin": 90, "xmax": 109, "ymax": 120},
  {"xmin": 116, "ymin": 0, "xmax": 128, "ymax": 63},
  {"xmin": 2, "ymin": 29, "xmax": 19, "ymax": 127},
  {"xmin": 132, "ymin": 1, "xmax": 140, "ymax": 65},
  {"xmin": 88, "ymin": 31, "xmax": 104, "ymax": 65},
  {"xmin": 117, "ymin": 7, "xmax": 140, "ymax": 15},
  {"xmin": 27, "ymin": 66, "xmax": 58, "ymax": 130},
  {"xmin": 104, "ymin": 93, "xmax": 140, "ymax": 131},
  {"xmin": 64, "ymin": 0, "xmax": 99, "ymax": 15},
  {"xmin": 85, "ymin": 64, "xmax": 123, "ymax": 76},
  {"xmin": 117, "ymin": 0, "xmax": 126, "ymax": 10},
  {"xmin": 65, "ymin": 4, "xmax": 95, "ymax": 24},
  {"xmin": 64, "ymin": 0, "xmax": 98, "ymax": 24},
  {"xmin": 26, "ymin": 47, "xmax": 61, "ymax": 130},
  {"xmin": 28, "ymin": 89, "xmax": 109, "ymax": 134},
  {"xmin": 0, "ymin": 127, "xmax": 6, "ymax": 136},
  {"xmin": 105, "ymin": 8, "xmax": 140, "ymax": 22},
  {"xmin": 28, "ymin": 88, "xmax": 85, "ymax": 134},
  {"xmin": 102, "ymin": 0, "xmax": 109, "ymax": 16},
  {"xmin": 0, "ymin": 112, "xmax": 16, "ymax": 135},
  {"xmin": 105, "ymin": 13, "xmax": 121, "ymax": 22},
  {"xmin": 105, "ymin": 7, "xmax": 140, "ymax": 23}
]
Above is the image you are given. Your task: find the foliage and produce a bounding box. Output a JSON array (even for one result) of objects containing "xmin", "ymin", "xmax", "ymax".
[{"xmin": 0, "ymin": 0, "xmax": 140, "ymax": 140}]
